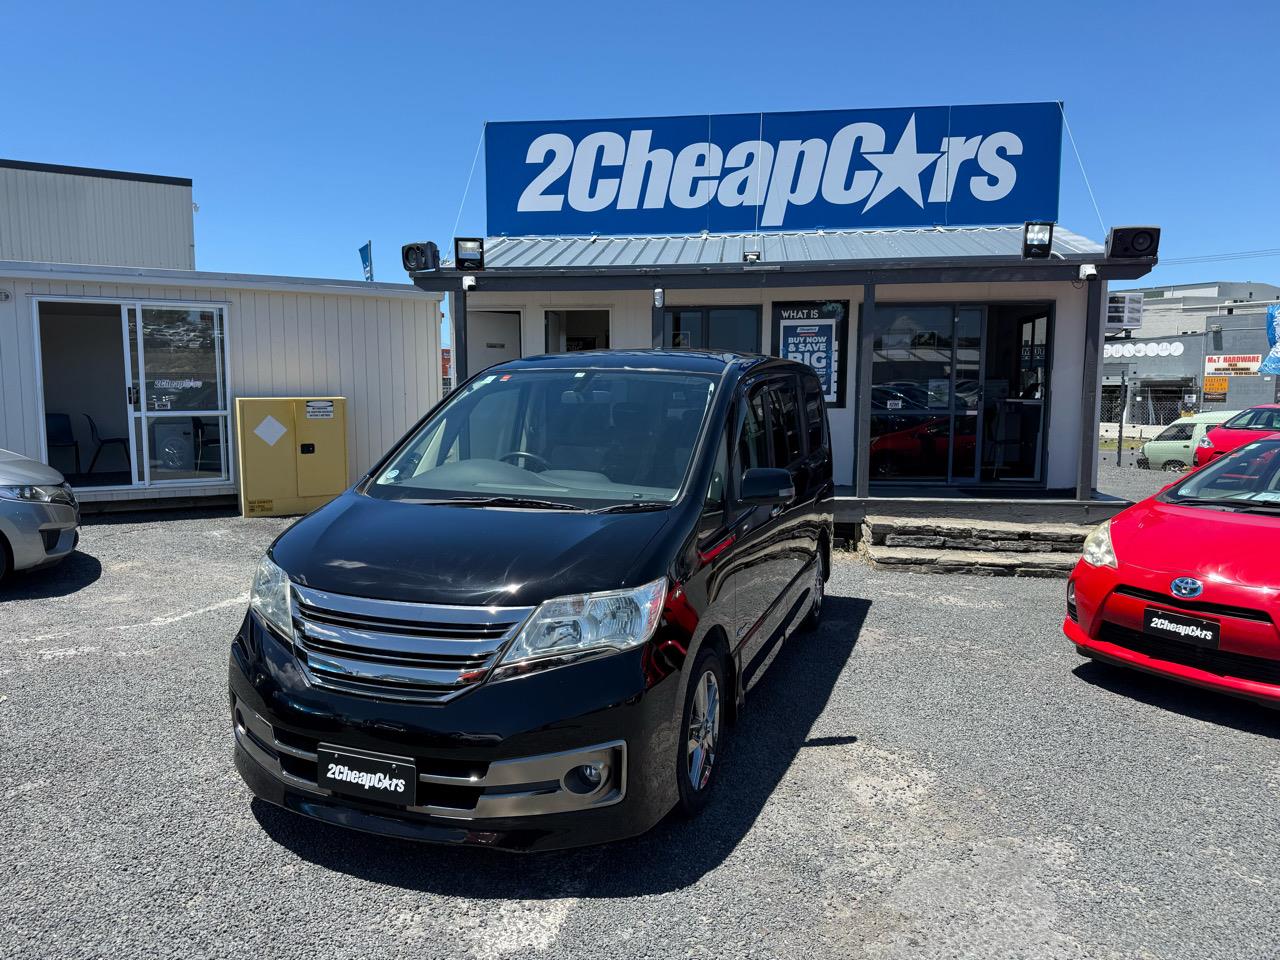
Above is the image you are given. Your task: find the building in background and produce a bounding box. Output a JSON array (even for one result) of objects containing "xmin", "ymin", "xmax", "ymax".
[
  {"xmin": 1103, "ymin": 280, "xmax": 1280, "ymax": 425},
  {"xmin": 0, "ymin": 159, "xmax": 442, "ymax": 508}
]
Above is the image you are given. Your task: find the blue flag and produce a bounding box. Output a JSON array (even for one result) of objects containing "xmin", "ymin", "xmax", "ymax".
[
  {"xmin": 1262, "ymin": 304, "xmax": 1280, "ymax": 374},
  {"xmin": 358, "ymin": 241, "xmax": 373, "ymax": 282}
]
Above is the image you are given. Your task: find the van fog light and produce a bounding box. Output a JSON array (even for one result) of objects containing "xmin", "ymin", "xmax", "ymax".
[{"xmin": 564, "ymin": 762, "xmax": 608, "ymax": 795}]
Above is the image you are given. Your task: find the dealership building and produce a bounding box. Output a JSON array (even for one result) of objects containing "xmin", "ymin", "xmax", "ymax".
[
  {"xmin": 0, "ymin": 159, "xmax": 443, "ymax": 508},
  {"xmin": 409, "ymin": 103, "xmax": 1158, "ymax": 507}
]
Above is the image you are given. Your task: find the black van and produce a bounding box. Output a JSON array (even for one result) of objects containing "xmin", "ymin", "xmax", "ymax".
[{"xmin": 231, "ymin": 350, "xmax": 834, "ymax": 850}]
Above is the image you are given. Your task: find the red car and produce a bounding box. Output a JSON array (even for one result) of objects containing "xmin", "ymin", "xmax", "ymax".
[
  {"xmin": 1065, "ymin": 438, "xmax": 1280, "ymax": 706},
  {"xmin": 1193, "ymin": 403, "xmax": 1280, "ymax": 466}
]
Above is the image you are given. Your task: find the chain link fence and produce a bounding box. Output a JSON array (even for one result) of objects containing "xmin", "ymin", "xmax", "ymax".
[{"xmin": 1100, "ymin": 387, "xmax": 1194, "ymax": 431}]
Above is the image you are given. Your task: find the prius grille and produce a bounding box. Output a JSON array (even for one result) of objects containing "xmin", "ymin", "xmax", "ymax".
[{"xmin": 289, "ymin": 584, "xmax": 532, "ymax": 703}]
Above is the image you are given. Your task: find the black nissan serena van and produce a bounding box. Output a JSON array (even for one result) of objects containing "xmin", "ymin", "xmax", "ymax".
[{"xmin": 230, "ymin": 350, "xmax": 834, "ymax": 850}]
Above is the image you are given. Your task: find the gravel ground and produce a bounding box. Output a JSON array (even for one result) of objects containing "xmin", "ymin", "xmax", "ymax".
[
  {"xmin": 3, "ymin": 511, "xmax": 1279, "ymax": 960},
  {"xmin": 1097, "ymin": 460, "xmax": 1173, "ymax": 504}
]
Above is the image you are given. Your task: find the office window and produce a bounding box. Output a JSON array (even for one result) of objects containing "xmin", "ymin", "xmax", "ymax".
[{"xmin": 663, "ymin": 306, "xmax": 761, "ymax": 353}]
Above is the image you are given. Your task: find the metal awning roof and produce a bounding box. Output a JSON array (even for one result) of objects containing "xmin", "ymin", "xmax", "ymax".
[
  {"xmin": 473, "ymin": 225, "xmax": 1104, "ymax": 270},
  {"xmin": 411, "ymin": 224, "xmax": 1154, "ymax": 292}
]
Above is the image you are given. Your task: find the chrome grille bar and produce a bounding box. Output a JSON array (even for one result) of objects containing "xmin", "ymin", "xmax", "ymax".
[{"xmin": 289, "ymin": 583, "xmax": 533, "ymax": 703}]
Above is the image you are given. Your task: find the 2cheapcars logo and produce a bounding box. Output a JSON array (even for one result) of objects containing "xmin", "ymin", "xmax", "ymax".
[
  {"xmin": 325, "ymin": 762, "xmax": 407, "ymax": 793},
  {"xmin": 516, "ymin": 113, "xmax": 1026, "ymax": 227},
  {"xmin": 1149, "ymin": 616, "xmax": 1215, "ymax": 642}
]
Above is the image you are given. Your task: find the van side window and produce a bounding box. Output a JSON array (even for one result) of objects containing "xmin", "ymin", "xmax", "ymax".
[
  {"xmin": 1157, "ymin": 423, "xmax": 1194, "ymax": 442},
  {"xmin": 765, "ymin": 379, "xmax": 804, "ymax": 467},
  {"xmin": 802, "ymin": 377, "xmax": 826, "ymax": 453}
]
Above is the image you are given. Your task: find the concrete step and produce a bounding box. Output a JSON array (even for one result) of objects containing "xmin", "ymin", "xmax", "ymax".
[
  {"xmin": 862, "ymin": 543, "xmax": 1077, "ymax": 578},
  {"xmin": 862, "ymin": 514, "xmax": 1093, "ymax": 553}
]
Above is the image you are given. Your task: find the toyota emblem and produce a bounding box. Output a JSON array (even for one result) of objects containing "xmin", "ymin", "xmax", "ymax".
[{"xmin": 1170, "ymin": 577, "xmax": 1203, "ymax": 600}]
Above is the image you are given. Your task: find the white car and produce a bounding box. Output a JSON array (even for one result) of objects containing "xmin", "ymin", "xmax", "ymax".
[{"xmin": 0, "ymin": 448, "xmax": 80, "ymax": 581}]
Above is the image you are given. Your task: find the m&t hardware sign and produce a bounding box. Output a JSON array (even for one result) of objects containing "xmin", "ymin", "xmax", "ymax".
[{"xmin": 775, "ymin": 301, "xmax": 847, "ymax": 404}]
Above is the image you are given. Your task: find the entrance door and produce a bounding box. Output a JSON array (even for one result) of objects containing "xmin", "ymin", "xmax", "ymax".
[
  {"xmin": 868, "ymin": 306, "xmax": 982, "ymax": 483},
  {"xmin": 39, "ymin": 299, "xmax": 231, "ymax": 489},
  {"xmin": 129, "ymin": 304, "xmax": 230, "ymax": 484},
  {"xmin": 979, "ymin": 306, "xmax": 1051, "ymax": 482},
  {"xmin": 868, "ymin": 303, "xmax": 1051, "ymax": 485}
]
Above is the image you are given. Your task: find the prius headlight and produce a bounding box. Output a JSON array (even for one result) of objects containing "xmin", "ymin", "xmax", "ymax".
[
  {"xmin": 494, "ymin": 577, "xmax": 667, "ymax": 679},
  {"xmin": 250, "ymin": 555, "xmax": 294, "ymax": 638},
  {"xmin": 1081, "ymin": 520, "xmax": 1118, "ymax": 569}
]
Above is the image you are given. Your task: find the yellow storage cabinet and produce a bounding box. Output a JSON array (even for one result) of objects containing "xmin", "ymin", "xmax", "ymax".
[{"xmin": 235, "ymin": 397, "xmax": 349, "ymax": 517}]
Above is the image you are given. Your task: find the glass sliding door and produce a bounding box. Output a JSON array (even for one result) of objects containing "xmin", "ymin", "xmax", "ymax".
[
  {"xmin": 131, "ymin": 304, "xmax": 231, "ymax": 484},
  {"xmin": 868, "ymin": 302, "xmax": 1052, "ymax": 486},
  {"xmin": 868, "ymin": 306, "xmax": 971, "ymax": 482}
]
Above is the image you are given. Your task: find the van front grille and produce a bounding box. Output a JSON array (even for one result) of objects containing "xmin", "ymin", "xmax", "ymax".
[{"xmin": 289, "ymin": 584, "xmax": 532, "ymax": 704}]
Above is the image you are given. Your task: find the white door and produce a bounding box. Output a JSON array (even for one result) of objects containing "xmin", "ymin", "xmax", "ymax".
[{"xmin": 467, "ymin": 311, "xmax": 522, "ymax": 373}]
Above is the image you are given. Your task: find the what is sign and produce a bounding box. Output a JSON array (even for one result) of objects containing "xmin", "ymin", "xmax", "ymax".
[{"xmin": 775, "ymin": 301, "xmax": 846, "ymax": 404}]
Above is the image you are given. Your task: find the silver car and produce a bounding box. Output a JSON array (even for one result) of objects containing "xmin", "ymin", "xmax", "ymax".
[{"xmin": 0, "ymin": 448, "xmax": 80, "ymax": 581}]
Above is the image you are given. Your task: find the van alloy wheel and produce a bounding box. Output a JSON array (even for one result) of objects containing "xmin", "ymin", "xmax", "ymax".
[
  {"xmin": 686, "ymin": 670, "xmax": 721, "ymax": 792},
  {"xmin": 800, "ymin": 555, "xmax": 824, "ymax": 632}
]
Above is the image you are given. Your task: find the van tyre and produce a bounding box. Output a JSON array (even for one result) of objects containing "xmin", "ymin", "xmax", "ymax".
[
  {"xmin": 674, "ymin": 648, "xmax": 724, "ymax": 817},
  {"xmin": 799, "ymin": 554, "xmax": 825, "ymax": 633},
  {"xmin": 0, "ymin": 536, "xmax": 10, "ymax": 583}
]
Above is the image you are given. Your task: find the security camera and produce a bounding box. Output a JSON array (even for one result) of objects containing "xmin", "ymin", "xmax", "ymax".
[
  {"xmin": 461, "ymin": 275, "xmax": 477, "ymax": 291},
  {"xmin": 1079, "ymin": 264, "xmax": 1098, "ymax": 281}
]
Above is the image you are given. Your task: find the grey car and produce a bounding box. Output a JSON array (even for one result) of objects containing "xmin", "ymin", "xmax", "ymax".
[{"xmin": 0, "ymin": 448, "xmax": 80, "ymax": 581}]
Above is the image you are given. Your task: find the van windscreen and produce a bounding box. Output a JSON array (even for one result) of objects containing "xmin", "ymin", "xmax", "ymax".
[{"xmin": 367, "ymin": 368, "xmax": 716, "ymax": 507}]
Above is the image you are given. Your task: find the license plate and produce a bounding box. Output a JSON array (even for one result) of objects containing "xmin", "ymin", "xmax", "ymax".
[
  {"xmin": 1143, "ymin": 607, "xmax": 1220, "ymax": 649},
  {"xmin": 317, "ymin": 745, "xmax": 416, "ymax": 804}
]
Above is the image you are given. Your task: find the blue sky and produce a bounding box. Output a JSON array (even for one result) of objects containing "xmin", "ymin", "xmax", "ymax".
[{"xmin": 7, "ymin": 1, "xmax": 1279, "ymax": 296}]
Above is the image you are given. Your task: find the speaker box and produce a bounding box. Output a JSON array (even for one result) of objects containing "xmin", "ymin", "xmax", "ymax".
[
  {"xmin": 401, "ymin": 241, "xmax": 440, "ymax": 273},
  {"xmin": 1106, "ymin": 226, "xmax": 1160, "ymax": 259}
]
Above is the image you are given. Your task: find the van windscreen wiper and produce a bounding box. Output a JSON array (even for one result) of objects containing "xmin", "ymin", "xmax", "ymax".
[
  {"xmin": 402, "ymin": 495, "xmax": 581, "ymax": 510},
  {"xmin": 590, "ymin": 501, "xmax": 672, "ymax": 514}
]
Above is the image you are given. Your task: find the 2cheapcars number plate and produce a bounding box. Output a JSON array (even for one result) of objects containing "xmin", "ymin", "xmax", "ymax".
[
  {"xmin": 1143, "ymin": 607, "xmax": 1220, "ymax": 649},
  {"xmin": 317, "ymin": 745, "xmax": 416, "ymax": 804}
]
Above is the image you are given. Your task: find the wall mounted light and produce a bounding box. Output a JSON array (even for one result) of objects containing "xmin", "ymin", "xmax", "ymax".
[
  {"xmin": 653, "ymin": 288, "xmax": 664, "ymax": 309},
  {"xmin": 743, "ymin": 250, "xmax": 761, "ymax": 263},
  {"xmin": 454, "ymin": 237, "xmax": 485, "ymax": 271},
  {"xmin": 1022, "ymin": 221, "xmax": 1054, "ymax": 259}
]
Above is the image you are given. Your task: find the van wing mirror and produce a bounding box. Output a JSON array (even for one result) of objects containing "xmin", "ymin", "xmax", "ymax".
[{"xmin": 739, "ymin": 467, "xmax": 795, "ymax": 505}]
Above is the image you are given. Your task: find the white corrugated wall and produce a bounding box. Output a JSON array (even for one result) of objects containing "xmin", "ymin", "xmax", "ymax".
[
  {"xmin": 0, "ymin": 167, "xmax": 194, "ymax": 269},
  {"xmin": 0, "ymin": 270, "xmax": 442, "ymax": 502}
]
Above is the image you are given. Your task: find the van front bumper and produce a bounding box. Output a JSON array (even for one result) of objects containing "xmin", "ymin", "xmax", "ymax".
[{"xmin": 229, "ymin": 612, "xmax": 682, "ymax": 851}]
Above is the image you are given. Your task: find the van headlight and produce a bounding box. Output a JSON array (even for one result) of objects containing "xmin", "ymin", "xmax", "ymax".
[
  {"xmin": 1081, "ymin": 520, "xmax": 1118, "ymax": 569},
  {"xmin": 250, "ymin": 555, "xmax": 294, "ymax": 638},
  {"xmin": 494, "ymin": 577, "xmax": 666, "ymax": 679}
]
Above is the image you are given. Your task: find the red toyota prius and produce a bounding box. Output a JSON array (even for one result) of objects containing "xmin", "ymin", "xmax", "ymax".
[
  {"xmin": 1065, "ymin": 438, "xmax": 1280, "ymax": 706},
  {"xmin": 1192, "ymin": 403, "xmax": 1280, "ymax": 466}
]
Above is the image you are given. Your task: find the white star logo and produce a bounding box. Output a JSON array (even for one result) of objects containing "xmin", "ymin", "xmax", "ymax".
[{"xmin": 862, "ymin": 114, "xmax": 941, "ymax": 212}]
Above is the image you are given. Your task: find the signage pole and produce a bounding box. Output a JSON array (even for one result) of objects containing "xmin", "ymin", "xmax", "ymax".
[{"xmin": 1116, "ymin": 370, "xmax": 1127, "ymax": 467}]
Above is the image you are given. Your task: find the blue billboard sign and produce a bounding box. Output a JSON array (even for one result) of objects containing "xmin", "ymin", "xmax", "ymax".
[{"xmin": 485, "ymin": 102, "xmax": 1062, "ymax": 237}]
